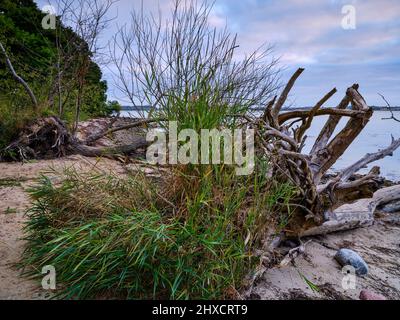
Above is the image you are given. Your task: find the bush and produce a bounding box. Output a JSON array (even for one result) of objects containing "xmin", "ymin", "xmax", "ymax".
[
  {"xmin": 17, "ymin": 0, "xmax": 291, "ymax": 300},
  {"xmin": 20, "ymin": 164, "xmax": 296, "ymax": 299}
]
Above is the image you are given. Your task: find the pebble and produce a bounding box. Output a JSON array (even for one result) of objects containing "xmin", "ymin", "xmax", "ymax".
[
  {"xmin": 359, "ymin": 289, "xmax": 386, "ymax": 300},
  {"xmin": 334, "ymin": 248, "xmax": 368, "ymax": 276}
]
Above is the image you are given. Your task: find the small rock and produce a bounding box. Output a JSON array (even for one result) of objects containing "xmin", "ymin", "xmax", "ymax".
[
  {"xmin": 334, "ymin": 248, "xmax": 368, "ymax": 276},
  {"xmin": 359, "ymin": 289, "xmax": 386, "ymax": 300}
]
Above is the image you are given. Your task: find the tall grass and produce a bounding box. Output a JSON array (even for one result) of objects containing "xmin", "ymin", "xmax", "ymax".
[
  {"xmin": 18, "ymin": 46, "xmax": 292, "ymax": 299},
  {"xmin": 20, "ymin": 161, "xmax": 296, "ymax": 299}
]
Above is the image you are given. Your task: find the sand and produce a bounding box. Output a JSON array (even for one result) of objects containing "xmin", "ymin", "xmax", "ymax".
[{"xmin": 250, "ymin": 212, "xmax": 400, "ymax": 300}]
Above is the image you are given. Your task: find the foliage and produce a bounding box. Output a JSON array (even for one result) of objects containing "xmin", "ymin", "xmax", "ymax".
[
  {"xmin": 0, "ymin": 0, "xmax": 118, "ymax": 148},
  {"xmin": 20, "ymin": 162, "xmax": 296, "ymax": 299}
]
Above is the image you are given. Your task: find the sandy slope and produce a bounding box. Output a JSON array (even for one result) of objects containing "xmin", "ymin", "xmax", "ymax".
[
  {"xmin": 0, "ymin": 183, "xmax": 39, "ymax": 299},
  {"xmin": 0, "ymin": 156, "xmax": 399, "ymax": 300}
]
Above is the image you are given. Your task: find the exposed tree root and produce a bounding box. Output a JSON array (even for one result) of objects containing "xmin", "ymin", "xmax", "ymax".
[
  {"xmin": 0, "ymin": 116, "xmax": 149, "ymax": 161},
  {"xmin": 245, "ymin": 68, "xmax": 400, "ymax": 235}
]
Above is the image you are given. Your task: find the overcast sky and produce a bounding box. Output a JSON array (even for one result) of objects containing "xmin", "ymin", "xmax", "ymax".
[{"xmin": 36, "ymin": 0, "xmax": 400, "ymax": 107}]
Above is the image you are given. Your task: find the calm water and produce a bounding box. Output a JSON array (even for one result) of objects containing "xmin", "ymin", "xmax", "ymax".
[
  {"xmin": 118, "ymin": 110, "xmax": 400, "ymax": 181},
  {"xmin": 303, "ymin": 111, "xmax": 400, "ymax": 181}
]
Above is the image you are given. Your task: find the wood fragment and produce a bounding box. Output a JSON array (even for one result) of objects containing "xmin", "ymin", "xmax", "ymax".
[
  {"xmin": 279, "ymin": 240, "xmax": 312, "ymax": 267},
  {"xmin": 278, "ymin": 108, "xmax": 364, "ymax": 124},
  {"xmin": 272, "ymin": 68, "xmax": 304, "ymax": 119}
]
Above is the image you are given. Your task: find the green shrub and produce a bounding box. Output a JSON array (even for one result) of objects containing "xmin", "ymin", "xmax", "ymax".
[{"xmin": 20, "ymin": 164, "xmax": 296, "ymax": 299}]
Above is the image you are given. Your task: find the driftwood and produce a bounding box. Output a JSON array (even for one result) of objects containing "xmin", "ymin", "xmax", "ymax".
[
  {"xmin": 379, "ymin": 94, "xmax": 400, "ymax": 123},
  {"xmin": 248, "ymin": 68, "xmax": 400, "ymax": 234},
  {"xmin": 300, "ymin": 185, "xmax": 400, "ymax": 237},
  {"xmin": 279, "ymin": 240, "xmax": 312, "ymax": 267},
  {"xmin": 0, "ymin": 116, "xmax": 149, "ymax": 161},
  {"xmin": 84, "ymin": 118, "xmax": 165, "ymax": 144}
]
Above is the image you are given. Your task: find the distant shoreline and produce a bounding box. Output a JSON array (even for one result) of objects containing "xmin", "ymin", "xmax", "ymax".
[
  {"xmin": 120, "ymin": 105, "xmax": 400, "ymax": 112},
  {"xmin": 280, "ymin": 106, "xmax": 400, "ymax": 111}
]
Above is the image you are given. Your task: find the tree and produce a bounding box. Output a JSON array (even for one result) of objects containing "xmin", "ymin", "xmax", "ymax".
[
  {"xmin": 0, "ymin": 0, "xmax": 116, "ymax": 120},
  {"xmin": 52, "ymin": 0, "xmax": 117, "ymax": 132}
]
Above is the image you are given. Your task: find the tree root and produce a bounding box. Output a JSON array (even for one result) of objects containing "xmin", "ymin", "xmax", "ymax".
[
  {"xmin": 0, "ymin": 116, "xmax": 150, "ymax": 161},
  {"xmin": 247, "ymin": 68, "xmax": 400, "ymax": 234}
]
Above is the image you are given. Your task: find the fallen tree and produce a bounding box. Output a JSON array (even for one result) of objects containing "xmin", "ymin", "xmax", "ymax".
[{"xmin": 0, "ymin": 116, "xmax": 150, "ymax": 160}]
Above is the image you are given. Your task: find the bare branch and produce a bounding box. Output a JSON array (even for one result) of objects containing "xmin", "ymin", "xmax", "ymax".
[
  {"xmin": 339, "ymin": 137, "xmax": 400, "ymax": 181},
  {"xmin": 379, "ymin": 93, "xmax": 400, "ymax": 123},
  {"xmin": 272, "ymin": 68, "xmax": 304, "ymax": 119},
  {"xmin": 278, "ymin": 108, "xmax": 364, "ymax": 124},
  {"xmin": 310, "ymin": 86, "xmax": 373, "ymax": 183},
  {"xmin": 0, "ymin": 42, "xmax": 38, "ymax": 109},
  {"xmin": 309, "ymin": 86, "xmax": 354, "ymax": 156},
  {"xmin": 295, "ymin": 87, "xmax": 337, "ymax": 142}
]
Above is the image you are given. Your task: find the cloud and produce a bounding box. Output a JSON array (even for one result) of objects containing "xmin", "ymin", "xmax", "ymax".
[
  {"xmin": 207, "ymin": 0, "xmax": 400, "ymax": 105},
  {"xmin": 34, "ymin": 0, "xmax": 400, "ymax": 106}
]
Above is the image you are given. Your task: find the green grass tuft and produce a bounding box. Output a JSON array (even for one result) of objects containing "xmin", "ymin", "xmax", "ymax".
[{"xmin": 19, "ymin": 161, "xmax": 297, "ymax": 299}]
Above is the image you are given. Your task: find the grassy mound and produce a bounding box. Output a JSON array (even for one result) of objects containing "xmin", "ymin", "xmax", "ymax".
[{"xmin": 20, "ymin": 163, "xmax": 296, "ymax": 299}]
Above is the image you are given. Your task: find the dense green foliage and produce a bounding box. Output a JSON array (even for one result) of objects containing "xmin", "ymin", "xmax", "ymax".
[{"xmin": 0, "ymin": 0, "xmax": 120, "ymax": 149}]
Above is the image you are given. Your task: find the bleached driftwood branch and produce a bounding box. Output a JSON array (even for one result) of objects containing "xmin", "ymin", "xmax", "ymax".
[{"xmin": 251, "ymin": 68, "xmax": 400, "ymax": 234}]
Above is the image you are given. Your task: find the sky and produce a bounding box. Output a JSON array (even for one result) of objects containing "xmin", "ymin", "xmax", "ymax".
[{"xmin": 36, "ymin": 0, "xmax": 400, "ymax": 107}]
